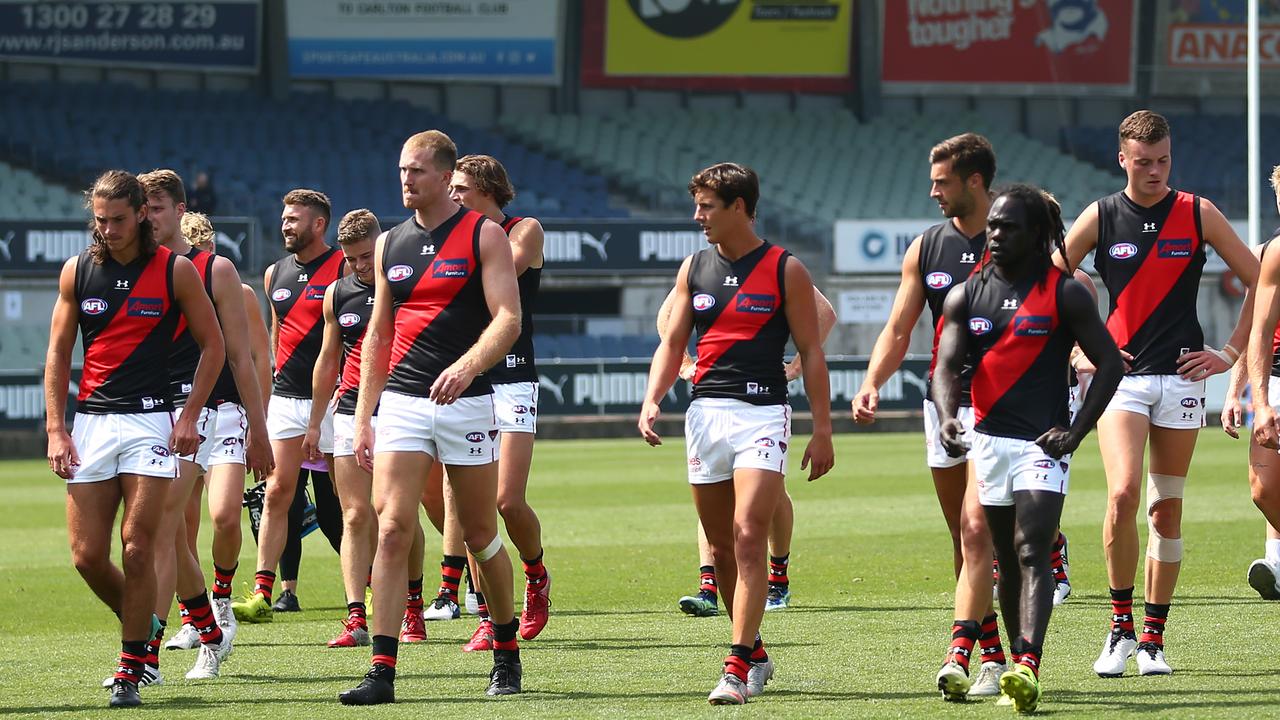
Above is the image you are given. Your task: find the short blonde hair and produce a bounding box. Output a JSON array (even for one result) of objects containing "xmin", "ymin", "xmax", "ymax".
[
  {"xmin": 181, "ymin": 211, "xmax": 215, "ymax": 249},
  {"xmin": 1271, "ymin": 164, "xmax": 1280, "ymax": 195},
  {"xmin": 403, "ymin": 130, "xmax": 457, "ymax": 172},
  {"xmin": 337, "ymin": 209, "xmax": 381, "ymax": 245}
]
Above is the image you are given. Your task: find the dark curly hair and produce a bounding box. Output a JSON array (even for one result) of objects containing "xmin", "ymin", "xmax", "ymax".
[{"xmin": 84, "ymin": 170, "xmax": 156, "ymax": 264}]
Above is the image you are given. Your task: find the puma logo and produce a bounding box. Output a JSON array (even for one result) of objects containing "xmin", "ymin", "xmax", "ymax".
[
  {"xmin": 900, "ymin": 369, "xmax": 929, "ymax": 398},
  {"xmin": 580, "ymin": 232, "xmax": 610, "ymax": 262},
  {"xmin": 539, "ymin": 373, "xmax": 569, "ymax": 404},
  {"xmin": 0, "ymin": 231, "xmax": 13, "ymax": 262},
  {"xmin": 215, "ymin": 231, "xmax": 247, "ymax": 262}
]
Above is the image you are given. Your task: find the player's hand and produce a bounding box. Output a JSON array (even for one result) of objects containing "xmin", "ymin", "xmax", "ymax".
[
  {"xmin": 1035, "ymin": 425, "xmax": 1078, "ymax": 459},
  {"xmin": 300, "ymin": 426, "xmax": 323, "ymax": 462},
  {"xmin": 784, "ymin": 359, "xmax": 802, "ymax": 382},
  {"xmin": 1073, "ymin": 347, "xmax": 1132, "ymax": 375},
  {"xmin": 354, "ymin": 420, "xmax": 375, "ymax": 472},
  {"xmin": 171, "ymin": 415, "xmax": 200, "ymax": 457},
  {"xmin": 939, "ymin": 418, "xmax": 969, "ymax": 458},
  {"xmin": 1177, "ymin": 347, "xmax": 1231, "ymax": 381},
  {"xmin": 679, "ymin": 358, "xmax": 696, "ymax": 381},
  {"xmin": 1221, "ymin": 397, "xmax": 1244, "ymax": 439},
  {"xmin": 800, "ymin": 432, "xmax": 834, "ymax": 481},
  {"xmin": 47, "ymin": 429, "xmax": 80, "ymax": 479},
  {"xmin": 1254, "ymin": 405, "xmax": 1280, "ymax": 450},
  {"xmin": 638, "ymin": 400, "xmax": 662, "ymax": 446},
  {"xmin": 430, "ymin": 361, "xmax": 476, "ymax": 405},
  {"xmin": 852, "ymin": 387, "xmax": 878, "ymax": 424},
  {"xmin": 245, "ymin": 428, "xmax": 275, "ymax": 476}
]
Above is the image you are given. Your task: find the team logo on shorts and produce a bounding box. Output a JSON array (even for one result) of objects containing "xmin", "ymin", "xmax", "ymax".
[
  {"xmin": 1180, "ymin": 397, "xmax": 1198, "ymax": 408},
  {"xmin": 1059, "ymin": 461, "xmax": 1069, "ymax": 472},
  {"xmin": 755, "ymin": 437, "xmax": 775, "ymax": 448},
  {"xmin": 126, "ymin": 297, "xmax": 164, "ymax": 317},
  {"xmin": 1014, "ymin": 315, "xmax": 1053, "ymax": 336},
  {"xmin": 222, "ymin": 437, "xmax": 239, "ymax": 446},
  {"xmin": 1033, "ymin": 459, "xmax": 1055, "ymax": 470},
  {"xmin": 925, "ymin": 271, "xmax": 953, "ymax": 290},
  {"xmin": 150, "ymin": 445, "xmax": 171, "ymax": 457},
  {"xmin": 692, "ymin": 293, "xmax": 716, "ymax": 311},
  {"xmin": 272, "ymin": 288, "xmax": 292, "ymax": 301},
  {"xmin": 688, "ymin": 456, "xmax": 702, "ymax": 470},
  {"xmin": 969, "ymin": 317, "xmax": 993, "ymax": 335},
  {"xmin": 80, "ymin": 298, "xmax": 108, "ymax": 315},
  {"xmin": 465, "ymin": 431, "xmax": 485, "ymax": 443},
  {"xmin": 512, "ymin": 405, "xmax": 528, "ymax": 415},
  {"xmin": 387, "ymin": 264, "xmax": 414, "ymax": 282},
  {"xmin": 736, "ymin": 293, "xmax": 777, "ymax": 314},
  {"xmin": 1158, "ymin": 238, "xmax": 1192, "ymax": 258},
  {"xmin": 339, "ymin": 312, "xmax": 361, "ymax": 327},
  {"xmin": 489, "ymin": 429, "xmax": 499, "ymax": 440},
  {"xmin": 432, "ymin": 258, "xmax": 469, "ymax": 278},
  {"xmin": 1109, "ymin": 242, "xmax": 1138, "ymax": 260}
]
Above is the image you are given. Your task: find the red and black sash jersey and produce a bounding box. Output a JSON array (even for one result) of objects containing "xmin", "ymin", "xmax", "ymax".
[
  {"xmin": 487, "ymin": 214, "xmax": 540, "ymax": 384},
  {"xmin": 1094, "ymin": 189, "xmax": 1205, "ymax": 375},
  {"xmin": 919, "ymin": 220, "xmax": 985, "ymax": 405},
  {"xmin": 167, "ymin": 247, "xmax": 215, "ymax": 406},
  {"xmin": 688, "ymin": 241, "xmax": 790, "ymax": 406},
  {"xmin": 965, "ymin": 268, "xmax": 1074, "ymax": 441},
  {"xmin": 1261, "ymin": 237, "xmax": 1280, "ymax": 379},
  {"xmin": 332, "ymin": 274, "xmax": 376, "ymax": 415},
  {"xmin": 75, "ymin": 245, "xmax": 179, "ymax": 414},
  {"xmin": 384, "ymin": 209, "xmax": 494, "ymax": 399},
  {"xmin": 269, "ymin": 247, "xmax": 344, "ymax": 399}
]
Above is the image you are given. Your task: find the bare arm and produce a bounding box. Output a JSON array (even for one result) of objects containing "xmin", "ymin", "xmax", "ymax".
[
  {"xmin": 1203, "ymin": 197, "xmax": 1259, "ymax": 357},
  {"xmin": 303, "ymin": 284, "xmax": 342, "ymax": 460},
  {"xmin": 1222, "ymin": 244, "xmax": 1263, "ymax": 438},
  {"xmin": 354, "ymin": 232, "xmax": 392, "ymax": 471},
  {"xmin": 931, "ymin": 284, "xmax": 969, "ymax": 457},
  {"xmin": 1056, "ymin": 201, "xmax": 1100, "ymax": 273},
  {"xmin": 854, "ymin": 236, "xmax": 926, "ymax": 423},
  {"xmin": 211, "ymin": 257, "xmax": 272, "ymax": 474},
  {"xmin": 1038, "ymin": 278, "xmax": 1124, "ymax": 458},
  {"xmin": 509, "ymin": 217, "xmax": 544, "ymax": 274},
  {"xmin": 44, "ymin": 257, "xmax": 80, "ymax": 478},
  {"xmin": 784, "ymin": 286, "xmax": 836, "ymax": 381},
  {"xmin": 782, "ymin": 257, "xmax": 834, "ymax": 481},
  {"xmin": 242, "ymin": 285, "xmax": 272, "ymax": 401},
  {"xmin": 264, "ymin": 264, "xmax": 278, "ymax": 367},
  {"xmin": 429, "ymin": 221, "xmax": 522, "ymax": 403},
  {"xmin": 1250, "ymin": 242, "xmax": 1280, "ymax": 448},
  {"xmin": 639, "ymin": 258, "xmax": 695, "ymax": 446},
  {"xmin": 656, "ymin": 286, "xmax": 696, "ymax": 379},
  {"xmin": 171, "ymin": 255, "xmax": 225, "ymax": 455}
]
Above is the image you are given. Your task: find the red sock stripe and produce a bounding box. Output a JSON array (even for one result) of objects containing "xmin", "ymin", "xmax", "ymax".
[
  {"xmin": 724, "ymin": 655, "xmax": 751, "ymax": 682},
  {"xmin": 254, "ymin": 572, "xmax": 275, "ymax": 600},
  {"xmin": 699, "ymin": 573, "xmax": 717, "ymax": 593},
  {"xmin": 372, "ymin": 654, "xmax": 397, "ymax": 669},
  {"xmin": 1139, "ymin": 616, "xmax": 1166, "ymax": 645},
  {"xmin": 750, "ymin": 641, "xmax": 768, "ymax": 662},
  {"xmin": 1019, "ymin": 653, "xmax": 1041, "ymax": 678},
  {"xmin": 213, "ymin": 566, "xmax": 236, "ymax": 598},
  {"xmin": 767, "ymin": 572, "xmax": 788, "ymax": 584},
  {"xmin": 189, "ymin": 603, "xmax": 224, "ymax": 646},
  {"xmin": 522, "ymin": 558, "xmax": 546, "ymax": 580},
  {"xmin": 494, "ymin": 639, "xmax": 519, "ymax": 651},
  {"xmin": 440, "ymin": 565, "xmax": 463, "ymax": 597}
]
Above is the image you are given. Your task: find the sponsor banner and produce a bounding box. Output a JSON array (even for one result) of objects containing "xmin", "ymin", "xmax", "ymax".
[
  {"xmin": 0, "ymin": 0, "xmax": 260, "ymax": 71},
  {"xmin": 882, "ymin": 0, "xmax": 1135, "ymax": 91},
  {"xmin": 833, "ymin": 219, "xmax": 935, "ymax": 273},
  {"xmin": 581, "ymin": 0, "xmax": 854, "ymax": 92},
  {"xmin": 0, "ymin": 218, "xmax": 257, "ymax": 276},
  {"xmin": 285, "ymin": 1, "xmax": 560, "ymax": 82},
  {"xmin": 1165, "ymin": 1, "xmax": 1280, "ymax": 67},
  {"xmin": 539, "ymin": 219, "xmax": 706, "ymax": 273},
  {"xmin": 0, "ymin": 371, "xmax": 76, "ymax": 430},
  {"xmin": 837, "ymin": 290, "xmax": 895, "ymax": 324},
  {"xmin": 536, "ymin": 357, "xmax": 932, "ymax": 416}
]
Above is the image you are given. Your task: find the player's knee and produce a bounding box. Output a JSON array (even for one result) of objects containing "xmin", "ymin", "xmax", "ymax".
[
  {"xmin": 343, "ymin": 504, "xmax": 374, "ymax": 534},
  {"xmin": 732, "ymin": 523, "xmax": 769, "ymax": 559},
  {"xmin": 263, "ymin": 482, "xmax": 294, "ymax": 510},
  {"xmin": 1251, "ymin": 477, "xmax": 1280, "ymax": 513},
  {"xmin": 70, "ymin": 542, "xmax": 111, "ymax": 577},
  {"xmin": 1107, "ymin": 484, "xmax": 1142, "ymax": 518},
  {"xmin": 466, "ymin": 534, "xmax": 504, "ymax": 563},
  {"xmin": 495, "ymin": 494, "xmax": 529, "ymax": 521},
  {"xmin": 120, "ymin": 537, "xmax": 154, "ymax": 574},
  {"xmin": 960, "ymin": 516, "xmax": 993, "ymax": 556},
  {"xmin": 1148, "ymin": 500, "xmax": 1182, "ymax": 538},
  {"xmin": 376, "ymin": 515, "xmax": 414, "ymax": 553},
  {"xmin": 1146, "ymin": 473, "xmax": 1185, "ymax": 562}
]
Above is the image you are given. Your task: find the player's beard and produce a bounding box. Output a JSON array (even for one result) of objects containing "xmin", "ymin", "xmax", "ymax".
[
  {"xmin": 284, "ymin": 227, "xmax": 312, "ymax": 253},
  {"xmin": 942, "ymin": 190, "xmax": 974, "ymax": 220}
]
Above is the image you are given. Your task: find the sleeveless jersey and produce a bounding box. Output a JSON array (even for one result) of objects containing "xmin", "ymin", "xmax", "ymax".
[
  {"xmin": 383, "ymin": 208, "xmax": 494, "ymax": 399},
  {"xmin": 965, "ymin": 268, "xmax": 1074, "ymax": 441},
  {"xmin": 331, "ymin": 274, "xmax": 376, "ymax": 415},
  {"xmin": 487, "ymin": 214, "xmax": 540, "ymax": 384},
  {"xmin": 75, "ymin": 244, "xmax": 179, "ymax": 414},
  {"xmin": 205, "ymin": 360, "xmax": 241, "ymax": 408},
  {"xmin": 167, "ymin": 247, "xmax": 215, "ymax": 406},
  {"xmin": 268, "ymin": 247, "xmax": 344, "ymax": 399},
  {"xmin": 1261, "ymin": 237, "xmax": 1280, "ymax": 379},
  {"xmin": 1093, "ymin": 190, "xmax": 1205, "ymax": 375},
  {"xmin": 688, "ymin": 241, "xmax": 790, "ymax": 406},
  {"xmin": 919, "ymin": 221, "xmax": 985, "ymax": 404}
]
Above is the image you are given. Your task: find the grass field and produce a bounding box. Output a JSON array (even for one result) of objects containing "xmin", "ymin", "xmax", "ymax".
[{"xmin": 2, "ymin": 429, "xmax": 1279, "ymax": 718}]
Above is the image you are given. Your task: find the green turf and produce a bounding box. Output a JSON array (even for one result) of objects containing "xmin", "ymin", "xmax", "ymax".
[{"xmin": 2, "ymin": 430, "xmax": 1279, "ymax": 717}]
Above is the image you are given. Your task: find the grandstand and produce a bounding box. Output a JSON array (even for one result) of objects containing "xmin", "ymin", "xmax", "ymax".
[{"xmin": 0, "ymin": 159, "xmax": 85, "ymax": 220}]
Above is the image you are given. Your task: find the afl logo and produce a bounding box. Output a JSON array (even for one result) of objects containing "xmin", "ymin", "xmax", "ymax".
[
  {"xmin": 1180, "ymin": 397, "xmax": 1198, "ymax": 408},
  {"xmin": 339, "ymin": 312, "xmax": 360, "ymax": 328},
  {"xmin": 80, "ymin": 298, "xmax": 108, "ymax": 315},
  {"xmin": 925, "ymin": 271, "xmax": 953, "ymax": 290},
  {"xmin": 692, "ymin": 293, "xmax": 716, "ymax": 311},
  {"xmin": 1109, "ymin": 243, "xmax": 1138, "ymax": 260},
  {"xmin": 387, "ymin": 264, "xmax": 414, "ymax": 282},
  {"xmin": 969, "ymin": 317, "xmax": 993, "ymax": 335},
  {"xmin": 271, "ymin": 288, "xmax": 291, "ymax": 302},
  {"xmin": 150, "ymin": 445, "xmax": 171, "ymax": 458},
  {"xmin": 465, "ymin": 431, "xmax": 485, "ymax": 443},
  {"xmin": 1033, "ymin": 459, "xmax": 1055, "ymax": 469}
]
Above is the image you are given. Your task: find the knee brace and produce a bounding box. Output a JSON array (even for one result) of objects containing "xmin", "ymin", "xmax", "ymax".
[
  {"xmin": 467, "ymin": 534, "xmax": 504, "ymax": 563},
  {"xmin": 1146, "ymin": 473, "xmax": 1186, "ymax": 562}
]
